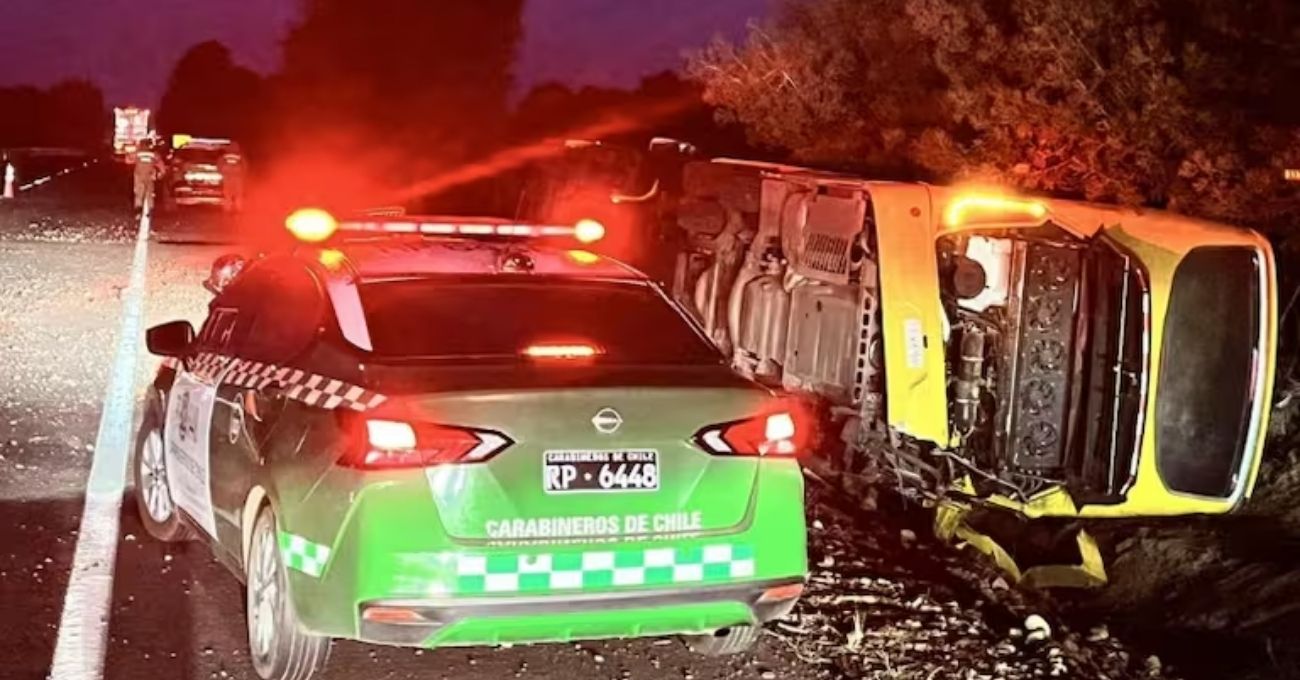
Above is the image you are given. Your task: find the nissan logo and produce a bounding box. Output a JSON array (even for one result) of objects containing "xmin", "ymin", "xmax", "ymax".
[{"xmin": 592, "ymin": 408, "xmax": 623, "ymax": 435}]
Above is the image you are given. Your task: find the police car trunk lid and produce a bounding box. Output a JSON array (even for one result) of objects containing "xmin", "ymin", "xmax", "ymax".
[{"xmin": 374, "ymin": 365, "xmax": 774, "ymax": 542}]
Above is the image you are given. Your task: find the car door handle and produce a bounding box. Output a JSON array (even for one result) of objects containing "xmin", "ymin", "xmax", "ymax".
[{"xmin": 242, "ymin": 388, "xmax": 271, "ymax": 422}]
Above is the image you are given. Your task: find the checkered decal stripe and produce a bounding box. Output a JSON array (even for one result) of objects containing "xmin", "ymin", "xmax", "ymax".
[
  {"xmin": 189, "ymin": 352, "xmax": 230, "ymax": 377},
  {"xmin": 281, "ymin": 373, "xmax": 386, "ymax": 412},
  {"xmin": 279, "ymin": 532, "xmax": 332, "ymax": 577},
  {"xmin": 452, "ymin": 544, "xmax": 756, "ymax": 595},
  {"xmin": 174, "ymin": 352, "xmax": 387, "ymax": 412}
]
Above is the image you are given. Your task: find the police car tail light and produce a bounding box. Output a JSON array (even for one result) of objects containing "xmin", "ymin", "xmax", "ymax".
[
  {"xmin": 347, "ymin": 418, "xmax": 512, "ymax": 469},
  {"xmin": 366, "ymin": 420, "xmax": 418, "ymax": 451},
  {"xmin": 695, "ymin": 409, "xmax": 805, "ymax": 457}
]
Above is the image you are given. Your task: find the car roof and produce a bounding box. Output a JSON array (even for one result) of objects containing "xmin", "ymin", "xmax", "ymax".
[{"xmin": 305, "ymin": 237, "xmax": 646, "ymax": 282}]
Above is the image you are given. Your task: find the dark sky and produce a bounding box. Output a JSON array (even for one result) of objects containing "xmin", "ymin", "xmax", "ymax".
[{"xmin": 0, "ymin": 0, "xmax": 773, "ymax": 107}]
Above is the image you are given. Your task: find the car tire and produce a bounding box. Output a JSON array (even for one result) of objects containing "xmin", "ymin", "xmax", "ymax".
[
  {"xmin": 246, "ymin": 505, "xmax": 330, "ymax": 680},
  {"xmin": 684, "ymin": 624, "xmax": 761, "ymax": 656},
  {"xmin": 132, "ymin": 407, "xmax": 194, "ymax": 542}
]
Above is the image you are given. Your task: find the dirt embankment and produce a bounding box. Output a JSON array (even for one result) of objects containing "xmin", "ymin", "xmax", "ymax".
[{"xmin": 1068, "ymin": 399, "xmax": 1300, "ymax": 680}]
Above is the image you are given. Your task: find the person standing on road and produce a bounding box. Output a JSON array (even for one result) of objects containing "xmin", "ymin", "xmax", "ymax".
[
  {"xmin": 219, "ymin": 144, "xmax": 245, "ymax": 213},
  {"xmin": 133, "ymin": 140, "xmax": 166, "ymax": 214}
]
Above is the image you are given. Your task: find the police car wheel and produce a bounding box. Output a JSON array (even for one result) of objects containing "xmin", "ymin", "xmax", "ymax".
[
  {"xmin": 247, "ymin": 506, "xmax": 330, "ymax": 680},
  {"xmin": 684, "ymin": 624, "xmax": 761, "ymax": 656},
  {"xmin": 132, "ymin": 408, "xmax": 193, "ymax": 542}
]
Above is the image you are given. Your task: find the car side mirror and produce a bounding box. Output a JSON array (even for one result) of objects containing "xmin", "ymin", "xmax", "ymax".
[
  {"xmin": 648, "ymin": 137, "xmax": 697, "ymax": 155},
  {"xmin": 146, "ymin": 321, "xmax": 195, "ymax": 357}
]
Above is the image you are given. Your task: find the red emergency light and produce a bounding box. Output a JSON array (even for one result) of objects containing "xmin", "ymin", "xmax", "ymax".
[
  {"xmin": 338, "ymin": 219, "xmax": 605, "ymax": 242},
  {"xmin": 573, "ymin": 219, "xmax": 606, "ymax": 244},
  {"xmin": 286, "ymin": 208, "xmax": 607, "ymax": 245},
  {"xmin": 286, "ymin": 208, "xmax": 339, "ymax": 243}
]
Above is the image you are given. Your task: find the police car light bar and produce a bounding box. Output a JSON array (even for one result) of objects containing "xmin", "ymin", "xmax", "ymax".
[
  {"xmin": 287, "ymin": 208, "xmax": 607, "ymax": 244},
  {"xmin": 336, "ymin": 218, "xmax": 605, "ymax": 243}
]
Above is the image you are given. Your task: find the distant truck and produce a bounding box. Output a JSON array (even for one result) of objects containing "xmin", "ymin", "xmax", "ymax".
[{"xmin": 113, "ymin": 107, "xmax": 153, "ymax": 162}]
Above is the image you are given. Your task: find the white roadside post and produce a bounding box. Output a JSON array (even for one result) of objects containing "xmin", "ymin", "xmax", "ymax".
[{"xmin": 2, "ymin": 161, "xmax": 15, "ymax": 200}]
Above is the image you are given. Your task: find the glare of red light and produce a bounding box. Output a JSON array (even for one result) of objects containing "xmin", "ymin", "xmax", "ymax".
[
  {"xmin": 286, "ymin": 208, "xmax": 338, "ymax": 242},
  {"xmin": 574, "ymin": 219, "xmax": 606, "ymax": 244}
]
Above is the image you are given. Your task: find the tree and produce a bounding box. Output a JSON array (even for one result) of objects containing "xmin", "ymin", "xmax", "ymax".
[
  {"xmin": 275, "ymin": 0, "xmax": 523, "ymax": 168},
  {"xmin": 689, "ymin": 0, "xmax": 1300, "ymax": 228},
  {"xmin": 236, "ymin": 0, "xmax": 526, "ymax": 216},
  {"xmin": 157, "ymin": 41, "xmax": 266, "ymax": 142},
  {"xmin": 0, "ymin": 86, "xmax": 48, "ymax": 148},
  {"xmin": 39, "ymin": 79, "xmax": 106, "ymax": 149},
  {"xmin": 0, "ymin": 80, "xmax": 106, "ymax": 150}
]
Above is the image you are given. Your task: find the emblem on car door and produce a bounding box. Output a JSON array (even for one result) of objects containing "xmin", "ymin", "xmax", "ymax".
[{"xmin": 592, "ymin": 408, "xmax": 623, "ymax": 435}]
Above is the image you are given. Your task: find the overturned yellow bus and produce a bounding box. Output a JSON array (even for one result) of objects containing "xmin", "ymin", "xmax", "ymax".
[{"xmin": 672, "ymin": 161, "xmax": 1274, "ymax": 528}]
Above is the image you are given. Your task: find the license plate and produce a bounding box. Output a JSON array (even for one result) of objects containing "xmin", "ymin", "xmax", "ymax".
[{"xmin": 543, "ymin": 450, "xmax": 659, "ymax": 493}]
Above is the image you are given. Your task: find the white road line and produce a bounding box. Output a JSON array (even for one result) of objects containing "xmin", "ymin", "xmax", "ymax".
[
  {"xmin": 18, "ymin": 158, "xmax": 97, "ymax": 193},
  {"xmin": 48, "ymin": 194, "xmax": 153, "ymax": 680}
]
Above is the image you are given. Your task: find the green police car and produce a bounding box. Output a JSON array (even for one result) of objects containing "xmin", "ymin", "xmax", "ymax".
[{"xmin": 133, "ymin": 210, "xmax": 810, "ymax": 680}]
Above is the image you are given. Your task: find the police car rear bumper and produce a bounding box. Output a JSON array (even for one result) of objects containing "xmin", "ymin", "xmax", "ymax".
[{"xmin": 355, "ymin": 578, "xmax": 804, "ymax": 646}]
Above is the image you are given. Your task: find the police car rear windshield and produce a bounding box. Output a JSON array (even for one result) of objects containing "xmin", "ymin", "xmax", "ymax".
[{"xmin": 357, "ymin": 278, "xmax": 721, "ymax": 365}]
